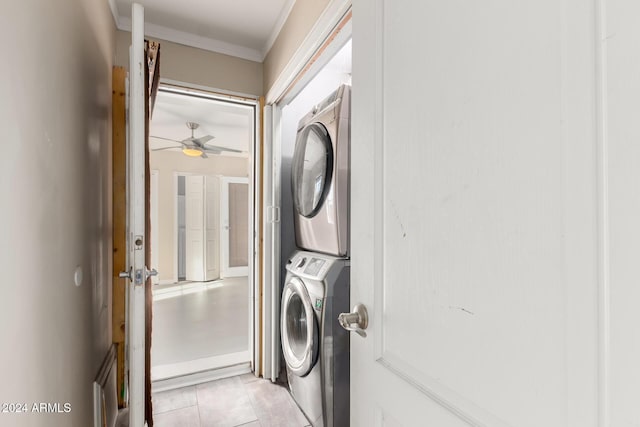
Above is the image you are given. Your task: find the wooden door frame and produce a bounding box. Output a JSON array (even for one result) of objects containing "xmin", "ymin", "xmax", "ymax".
[{"xmin": 112, "ymin": 66, "xmax": 127, "ymax": 409}]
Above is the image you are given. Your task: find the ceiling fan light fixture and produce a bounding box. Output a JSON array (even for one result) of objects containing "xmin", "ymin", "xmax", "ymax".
[{"xmin": 182, "ymin": 147, "xmax": 202, "ymax": 157}]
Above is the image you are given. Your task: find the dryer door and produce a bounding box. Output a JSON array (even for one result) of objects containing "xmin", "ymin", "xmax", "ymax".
[
  {"xmin": 292, "ymin": 123, "xmax": 333, "ymax": 218},
  {"xmin": 281, "ymin": 277, "xmax": 319, "ymax": 377}
]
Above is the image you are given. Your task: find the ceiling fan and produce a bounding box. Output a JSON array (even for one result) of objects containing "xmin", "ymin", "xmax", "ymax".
[{"xmin": 151, "ymin": 122, "xmax": 243, "ymax": 158}]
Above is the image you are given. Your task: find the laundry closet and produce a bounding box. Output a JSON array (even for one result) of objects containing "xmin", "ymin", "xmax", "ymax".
[{"xmin": 277, "ymin": 39, "xmax": 352, "ymax": 426}]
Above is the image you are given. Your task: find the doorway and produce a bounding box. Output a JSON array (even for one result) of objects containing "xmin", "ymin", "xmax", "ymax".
[{"xmin": 148, "ymin": 84, "xmax": 259, "ymax": 389}]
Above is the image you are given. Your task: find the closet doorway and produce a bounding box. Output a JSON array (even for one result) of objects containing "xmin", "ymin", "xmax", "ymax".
[{"xmin": 148, "ymin": 84, "xmax": 258, "ymax": 389}]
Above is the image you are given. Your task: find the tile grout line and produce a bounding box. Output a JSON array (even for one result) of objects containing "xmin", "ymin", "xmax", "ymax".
[
  {"xmin": 239, "ymin": 374, "xmax": 262, "ymax": 426},
  {"xmin": 195, "ymin": 383, "xmax": 203, "ymax": 427}
]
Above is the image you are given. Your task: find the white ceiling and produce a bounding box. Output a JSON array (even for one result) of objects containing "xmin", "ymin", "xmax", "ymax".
[
  {"xmin": 150, "ymin": 89, "xmax": 253, "ymax": 157},
  {"xmin": 109, "ymin": 1, "xmax": 291, "ymax": 158},
  {"xmin": 114, "ymin": 1, "xmax": 348, "ymax": 160},
  {"xmin": 109, "ymin": 0, "xmax": 295, "ymax": 61}
]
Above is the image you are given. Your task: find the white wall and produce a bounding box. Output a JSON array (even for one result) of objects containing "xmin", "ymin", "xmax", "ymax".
[
  {"xmin": 115, "ymin": 30, "xmax": 264, "ymax": 96},
  {"xmin": 263, "ymin": 0, "xmax": 332, "ymax": 92},
  {"xmin": 150, "ymin": 151, "xmax": 248, "ymax": 282},
  {"xmin": 0, "ymin": 0, "xmax": 116, "ymax": 425}
]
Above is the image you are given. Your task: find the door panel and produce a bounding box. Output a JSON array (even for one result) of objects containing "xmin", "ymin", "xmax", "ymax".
[
  {"xmin": 229, "ymin": 182, "xmax": 249, "ymax": 267},
  {"xmin": 221, "ymin": 177, "xmax": 249, "ymax": 277},
  {"xmin": 205, "ymin": 175, "xmax": 220, "ymax": 281},
  {"xmin": 185, "ymin": 175, "xmax": 205, "ymax": 281},
  {"xmin": 351, "ymin": 0, "xmax": 602, "ymax": 426},
  {"xmin": 127, "ymin": 4, "xmax": 146, "ymax": 426}
]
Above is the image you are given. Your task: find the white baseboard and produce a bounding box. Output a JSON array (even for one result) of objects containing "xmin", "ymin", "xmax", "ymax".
[
  {"xmin": 152, "ymin": 351, "xmax": 250, "ymax": 381},
  {"xmin": 151, "ymin": 360, "xmax": 251, "ymax": 393}
]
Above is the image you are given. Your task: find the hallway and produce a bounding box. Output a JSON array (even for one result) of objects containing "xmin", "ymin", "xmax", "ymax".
[{"xmin": 152, "ymin": 374, "xmax": 309, "ymax": 427}]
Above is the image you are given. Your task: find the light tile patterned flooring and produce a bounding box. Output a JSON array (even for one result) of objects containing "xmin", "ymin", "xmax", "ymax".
[{"xmin": 152, "ymin": 373, "xmax": 310, "ymax": 427}]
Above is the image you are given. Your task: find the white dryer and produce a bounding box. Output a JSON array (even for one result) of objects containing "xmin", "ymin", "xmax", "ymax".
[
  {"xmin": 292, "ymin": 84, "xmax": 350, "ymax": 257},
  {"xmin": 281, "ymin": 251, "xmax": 350, "ymax": 426}
]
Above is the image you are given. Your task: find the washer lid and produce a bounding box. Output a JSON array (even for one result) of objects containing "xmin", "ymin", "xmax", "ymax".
[
  {"xmin": 292, "ymin": 122, "xmax": 333, "ymax": 218},
  {"xmin": 281, "ymin": 277, "xmax": 319, "ymax": 376}
]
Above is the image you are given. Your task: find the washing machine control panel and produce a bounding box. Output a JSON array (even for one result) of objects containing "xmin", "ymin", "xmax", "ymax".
[
  {"xmin": 288, "ymin": 252, "xmax": 335, "ymax": 280},
  {"xmin": 296, "ymin": 257, "xmax": 306, "ymax": 269},
  {"xmin": 304, "ymin": 258, "xmax": 326, "ymax": 276}
]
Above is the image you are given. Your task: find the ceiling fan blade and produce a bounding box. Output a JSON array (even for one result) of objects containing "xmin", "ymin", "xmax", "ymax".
[
  {"xmin": 203, "ymin": 149, "xmax": 222, "ymax": 155},
  {"xmin": 203, "ymin": 144, "xmax": 243, "ymax": 153},
  {"xmin": 200, "ymin": 152, "xmax": 208, "ymax": 159},
  {"xmin": 151, "ymin": 135, "xmax": 183, "ymax": 144},
  {"xmin": 193, "ymin": 135, "xmax": 214, "ymax": 145},
  {"xmin": 151, "ymin": 146, "xmax": 182, "ymax": 151}
]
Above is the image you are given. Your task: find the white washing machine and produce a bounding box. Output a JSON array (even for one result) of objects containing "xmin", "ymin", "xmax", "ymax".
[
  {"xmin": 281, "ymin": 250, "xmax": 350, "ymax": 426},
  {"xmin": 292, "ymin": 84, "xmax": 350, "ymax": 257}
]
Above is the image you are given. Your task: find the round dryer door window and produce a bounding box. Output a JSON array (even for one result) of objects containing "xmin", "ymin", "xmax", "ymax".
[
  {"xmin": 281, "ymin": 278, "xmax": 318, "ymax": 376},
  {"xmin": 292, "ymin": 123, "xmax": 333, "ymax": 218}
]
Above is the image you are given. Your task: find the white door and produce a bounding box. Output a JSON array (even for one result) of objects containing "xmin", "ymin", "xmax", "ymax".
[
  {"xmin": 221, "ymin": 177, "xmax": 249, "ymax": 277},
  {"xmin": 185, "ymin": 175, "xmax": 205, "ymax": 281},
  {"xmin": 125, "ymin": 4, "xmax": 147, "ymax": 426},
  {"xmin": 263, "ymin": 105, "xmax": 282, "ymax": 381},
  {"xmin": 205, "ymin": 175, "xmax": 221, "ymax": 281},
  {"xmin": 350, "ymin": 0, "xmax": 640, "ymax": 426}
]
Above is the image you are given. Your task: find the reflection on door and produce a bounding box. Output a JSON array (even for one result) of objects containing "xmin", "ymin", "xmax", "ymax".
[
  {"xmin": 222, "ymin": 177, "xmax": 249, "ymax": 277},
  {"xmin": 229, "ymin": 183, "xmax": 249, "ymax": 267},
  {"xmin": 177, "ymin": 175, "xmax": 186, "ymax": 281}
]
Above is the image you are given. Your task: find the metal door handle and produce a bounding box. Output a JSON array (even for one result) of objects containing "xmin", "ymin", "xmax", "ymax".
[
  {"xmin": 119, "ymin": 267, "xmax": 157, "ymax": 282},
  {"xmin": 338, "ymin": 304, "xmax": 369, "ymax": 338},
  {"xmin": 119, "ymin": 267, "xmax": 132, "ymax": 280},
  {"xmin": 145, "ymin": 268, "xmax": 158, "ymax": 280}
]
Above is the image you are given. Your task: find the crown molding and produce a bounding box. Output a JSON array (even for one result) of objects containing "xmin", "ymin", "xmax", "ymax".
[
  {"xmin": 108, "ymin": 0, "xmax": 120, "ymax": 27},
  {"xmin": 266, "ymin": 0, "xmax": 352, "ymax": 103},
  {"xmin": 110, "ymin": 0, "xmax": 297, "ymax": 63},
  {"xmin": 117, "ymin": 16, "xmax": 264, "ymax": 63},
  {"xmin": 262, "ymin": 0, "xmax": 296, "ymax": 59}
]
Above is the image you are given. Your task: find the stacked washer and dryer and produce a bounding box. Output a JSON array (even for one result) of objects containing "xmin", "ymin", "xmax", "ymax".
[{"xmin": 281, "ymin": 84, "xmax": 351, "ymax": 426}]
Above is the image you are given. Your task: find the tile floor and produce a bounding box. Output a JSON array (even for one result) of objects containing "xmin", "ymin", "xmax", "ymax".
[{"xmin": 152, "ymin": 374, "xmax": 310, "ymax": 427}]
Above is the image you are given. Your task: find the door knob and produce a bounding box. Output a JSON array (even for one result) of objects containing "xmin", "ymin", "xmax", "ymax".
[
  {"xmin": 145, "ymin": 267, "xmax": 158, "ymax": 281},
  {"xmin": 338, "ymin": 304, "xmax": 369, "ymax": 338},
  {"xmin": 119, "ymin": 267, "xmax": 132, "ymax": 280},
  {"xmin": 119, "ymin": 267, "xmax": 157, "ymax": 282}
]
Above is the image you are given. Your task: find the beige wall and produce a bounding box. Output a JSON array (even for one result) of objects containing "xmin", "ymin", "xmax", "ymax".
[
  {"xmin": 150, "ymin": 152, "xmax": 249, "ymax": 282},
  {"xmin": 263, "ymin": 0, "xmax": 332, "ymax": 93},
  {"xmin": 0, "ymin": 0, "xmax": 116, "ymax": 424},
  {"xmin": 115, "ymin": 30, "xmax": 263, "ymax": 96}
]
